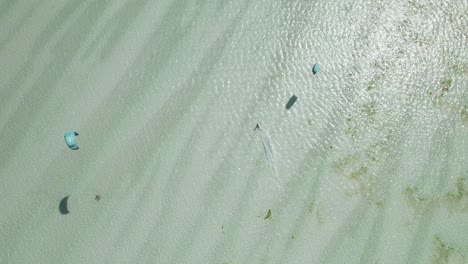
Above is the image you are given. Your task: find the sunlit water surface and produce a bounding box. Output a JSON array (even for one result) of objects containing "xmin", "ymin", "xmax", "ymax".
[{"xmin": 0, "ymin": 0, "xmax": 467, "ymax": 263}]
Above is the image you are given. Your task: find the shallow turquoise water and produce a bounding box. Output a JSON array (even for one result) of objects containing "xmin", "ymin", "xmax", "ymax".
[{"xmin": 0, "ymin": 0, "xmax": 467, "ymax": 263}]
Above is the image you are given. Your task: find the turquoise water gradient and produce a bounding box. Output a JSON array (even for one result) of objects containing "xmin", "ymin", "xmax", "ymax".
[{"xmin": 0, "ymin": 0, "xmax": 467, "ymax": 263}]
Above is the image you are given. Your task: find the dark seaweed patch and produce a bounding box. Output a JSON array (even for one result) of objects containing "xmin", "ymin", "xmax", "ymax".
[{"xmin": 264, "ymin": 209, "xmax": 272, "ymax": 220}]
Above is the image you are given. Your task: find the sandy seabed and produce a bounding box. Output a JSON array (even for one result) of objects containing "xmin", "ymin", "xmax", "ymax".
[{"xmin": 0, "ymin": 0, "xmax": 467, "ymax": 263}]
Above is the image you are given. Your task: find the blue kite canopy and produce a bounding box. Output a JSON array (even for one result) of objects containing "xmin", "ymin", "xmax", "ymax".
[
  {"xmin": 312, "ymin": 63, "xmax": 320, "ymax": 74},
  {"xmin": 64, "ymin": 132, "xmax": 79, "ymax": 150}
]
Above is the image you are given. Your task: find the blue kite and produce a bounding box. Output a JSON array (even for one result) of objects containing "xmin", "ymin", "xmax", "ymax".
[
  {"xmin": 312, "ymin": 64, "xmax": 320, "ymax": 75},
  {"xmin": 64, "ymin": 132, "xmax": 79, "ymax": 150}
]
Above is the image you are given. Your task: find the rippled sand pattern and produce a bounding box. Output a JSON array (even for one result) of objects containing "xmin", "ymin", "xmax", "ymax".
[{"xmin": 0, "ymin": 0, "xmax": 467, "ymax": 263}]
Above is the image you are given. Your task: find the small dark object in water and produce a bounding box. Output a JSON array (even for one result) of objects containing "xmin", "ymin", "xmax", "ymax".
[
  {"xmin": 254, "ymin": 124, "xmax": 260, "ymax": 130},
  {"xmin": 286, "ymin": 95, "xmax": 298, "ymax": 109},
  {"xmin": 264, "ymin": 209, "xmax": 272, "ymax": 220},
  {"xmin": 59, "ymin": 195, "xmax": 70, "ymax": 215},
  {"xmin": 95, "ymin": 195, "xmax": 100, "ymax": 201}
]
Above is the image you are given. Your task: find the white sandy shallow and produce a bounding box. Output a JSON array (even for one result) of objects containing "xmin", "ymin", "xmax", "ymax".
[{"xmin": 0, "ymin": 0, "xmax": 467, "ymax": 263}]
